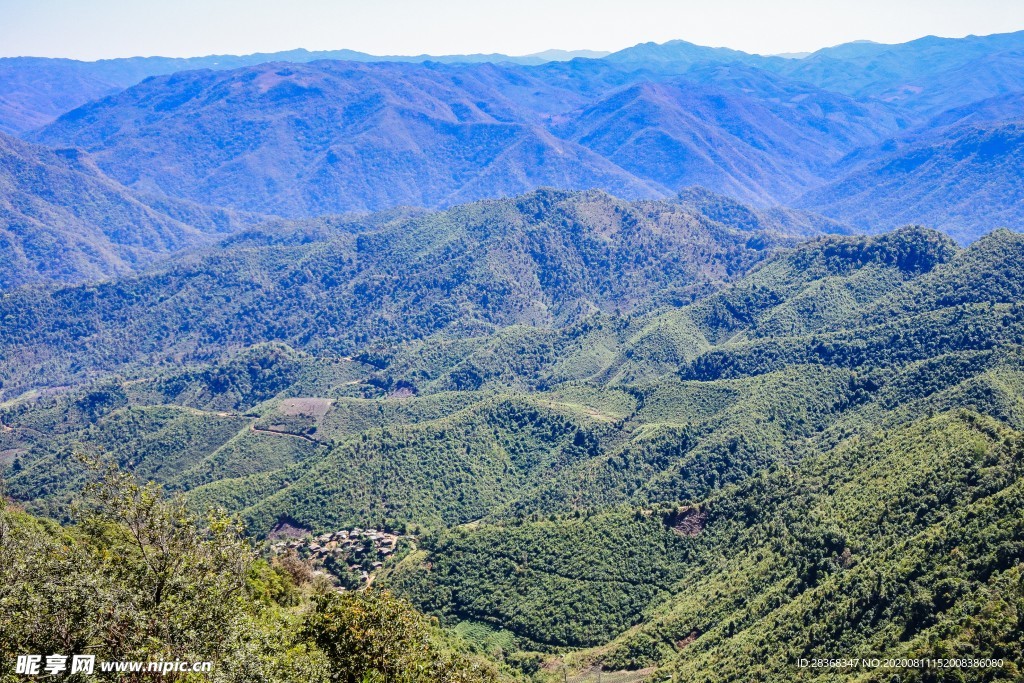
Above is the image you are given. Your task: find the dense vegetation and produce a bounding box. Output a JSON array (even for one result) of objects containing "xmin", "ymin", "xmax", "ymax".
[
  {"xmin": 0, "ymin": 466, "xmax": 508, "ymax": 682},
  {"xmin": 2, "ymin": 190, "xmax": 1023, "ymax": 680},
  {"xmin": 384, "ymin": 411, "xmax": 1024, "ymax": 676},
  {"xmin": 0, "ymin": 189, "xmax": 800, "ymax": 396},
  {"xmin": 387, "ymin": 511, "xmax": 693, "ymax": 648},
  {"xmin": 4, "ymin": 23, "xmax": 1024, "ymax": 681}
]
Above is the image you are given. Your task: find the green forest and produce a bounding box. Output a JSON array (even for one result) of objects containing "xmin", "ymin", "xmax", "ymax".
[{"xmin": 2, "ymin": 192, "xmax": 1023, "ymax": 681}]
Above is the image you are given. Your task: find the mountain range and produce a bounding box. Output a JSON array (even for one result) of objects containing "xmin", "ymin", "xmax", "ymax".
[
  {"xmin": 29, "ymin": 60, "xmax": 902, "ymax": 216},
  {"xmin": 1, "ymin": 30, "xmax": 1018, "ymax": 247},
  {"xmin": 798, "ymin": 119, "xmax": 1024, "ymax": 241},
  {"xmin": 0, "ymin": 188, "xmax": 822, "ymax": 398},
  {"xmin": 0, "ymin": 48, "xmax": 609, "ymax": 136},
  {"xmin": 2, "ymin": 27, "xmax": 1024, "ymax": 682}
]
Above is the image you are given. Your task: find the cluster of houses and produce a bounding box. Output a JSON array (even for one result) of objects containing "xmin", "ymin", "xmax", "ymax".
[{"xmin": 270, "ymin": 528, "xmax": 402, "ymax": 586}]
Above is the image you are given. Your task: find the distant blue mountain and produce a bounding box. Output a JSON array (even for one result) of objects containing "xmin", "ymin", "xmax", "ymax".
[
  {"xmin": 553, "ymin": 72, "xmax": 900, "ymax": 203},
  {"xmin": 32, "ymin": 56, "xmax": 914, "ymax": 216},
  {"xmin": 33, "ymin": 61, "xmax": 662, "ymax": 216},
  {"xmin": 798, "ymin": 120, "xmax": 1024, "ymax": 242},
  {"xmin": 9, "ymin": 30, "xmax": 1024, "ymax": 238},
  {"xmin": 0, "ymin": 48, "xmax": 609, "ymax": 135},
  {"xmin": 603, "ymin": 39, "xmax": 780, "ymax": 70},
  {"xmin": 778, "ymin": 31, "xmax": 1024, "ymax": 115},
  {"xmin": 926, "ymin": 91, "xmax": 1024, "ymax": 129}
]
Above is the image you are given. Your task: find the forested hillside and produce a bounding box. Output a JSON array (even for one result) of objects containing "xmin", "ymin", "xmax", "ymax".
[
  {"xmin": 387, "ymin": 409, "xmax": 1024, "ymax": 681},
  {"xmin": 0, "ymin": 131, "xmax": 254, "ymax": 288},
  {"xmin": 2, "ymin": 186, "xmax": 1022, "ymax": 679},
  {"xmin": 0, "ymin": 467, "xmax": 510, "ymax": 682},
  {"xmin": 0, "ymin": 189, "xmax": 807, "ymax": 397}
]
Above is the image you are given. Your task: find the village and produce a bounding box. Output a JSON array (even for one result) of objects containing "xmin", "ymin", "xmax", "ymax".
[{"xmin": 270, "ymin": 527, "xmax": 404, "ymax": 588}]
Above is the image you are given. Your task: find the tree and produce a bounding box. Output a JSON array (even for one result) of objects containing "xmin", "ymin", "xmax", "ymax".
[
  {"xmin": 303, "ymin": 589, "xmax": 499, "ymax": 683},
  {"xmin": 79, "ymin": 462, "xmax": 254, "ymax": 670},
  {"xmin": 1, "ymin": 462, "xmax": 254, "ymax": 682}
]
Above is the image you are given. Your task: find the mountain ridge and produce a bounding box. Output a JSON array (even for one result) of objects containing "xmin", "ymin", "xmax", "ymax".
[
  {"xmin": 2, "ymin": 187, "xmax": 1023, "ymax": 678},
  {"xmin": 0, "ymin": 48, "xmax": 609, "ymax": 135},
  {"xmin": 31, "ymin": 59, "xmax": 908, "ymax": 216},
  {"xmin": 10, "ymin": 30, "xmax": 1024, "ymax": 238},
  {"xmin": 0, "ymin": 130, "xmax": 256, "ymax": 288},
  {"xmin": 799, "ymin": 120, "xmax": 1024, "ymax": 242}
]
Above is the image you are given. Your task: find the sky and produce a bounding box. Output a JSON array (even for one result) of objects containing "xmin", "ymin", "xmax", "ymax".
[{"xmin": 2, "ymin": 0, "xmax": 1024, "ymax": 61}]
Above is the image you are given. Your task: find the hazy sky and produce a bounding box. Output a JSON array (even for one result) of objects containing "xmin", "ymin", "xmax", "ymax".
[{"xmin": 2, "ymin": 0, "xmax": 1024, "ymax": 60}]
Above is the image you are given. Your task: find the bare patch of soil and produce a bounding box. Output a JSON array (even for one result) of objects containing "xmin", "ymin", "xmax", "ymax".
[
  {"xmin": 278, "ymin": 397, "xmax": 333, "ymax": 419},
  {"xmin": 665, "ymin": 505, "xmax": 709, "ymax": 537}
]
